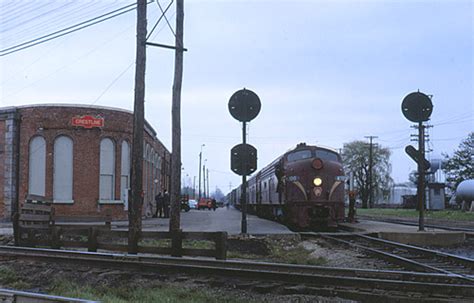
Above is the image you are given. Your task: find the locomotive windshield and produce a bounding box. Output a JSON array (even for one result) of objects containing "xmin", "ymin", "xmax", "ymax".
[
  {"xmin": 287, "ymin": 150, "xmax": 312, "ymax": 162},
  {"xmin": 315, "ymin": 149, "xmax": 340, "ymax": 162},
  {"xmin": 287, "ymin": 148, "xmax": 340, "ymax": 162}
]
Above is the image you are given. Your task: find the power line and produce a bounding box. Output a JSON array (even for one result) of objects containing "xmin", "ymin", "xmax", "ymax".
[
  {"xmin": 0, "ymin": 1, "xmax": 153, "ymax": 57},
  {"xmin": 90, "ymin": 62, "xmax": 135, "ymax": 106},
  {"xmin": 2, "ymin": 2, "xmax": 114, "ymax": 46},
  {"xmin": 147, "ymin": 0, "xmax": 174, "ymax": 40},
  {"xmin": 0, "ymin": 2, "xmax": 54, "ymax": 28},
  {"xmin": 90, "ymin": 5, "xmax": 176, "ymax": 106},
  {"xmin": 0, "ymin": 2, "xmax": 73, "ymax": 34},
  {"xmin": 156, "ymin": 0, "xmax": 176, "ymax": 37}
]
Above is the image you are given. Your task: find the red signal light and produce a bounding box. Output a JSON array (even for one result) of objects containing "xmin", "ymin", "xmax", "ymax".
[{"xmin": 312, "ymin": 158, "xmax": 323, "ymax": 170}]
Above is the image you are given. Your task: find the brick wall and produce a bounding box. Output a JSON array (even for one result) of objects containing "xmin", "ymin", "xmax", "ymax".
[
  {"xmin": 0, "ymin": 120, "xmax": 4, "ymax": 218},
  {"xmin": 13, "ymin": 105, "xmax": 170, "ymax": 220}
]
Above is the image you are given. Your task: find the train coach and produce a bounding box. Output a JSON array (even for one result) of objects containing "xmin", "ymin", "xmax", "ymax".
[{"xmin": 229, "ymin": 143, "xmax": 346, "ymax": 230}]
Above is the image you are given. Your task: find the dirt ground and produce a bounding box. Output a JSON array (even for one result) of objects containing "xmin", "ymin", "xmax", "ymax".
[
  {"xmin": 0, "ymin": 234, "xmax": 471, "ymax": 302},
  {"xmin": 0, "ymin": 235, "xmax": 361, "ymax": 302}
]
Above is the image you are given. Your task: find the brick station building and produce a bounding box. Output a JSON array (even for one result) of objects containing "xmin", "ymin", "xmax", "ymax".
[{"xmin": 0, "ymin": 104, "xmax": 170, "ymax": 221}]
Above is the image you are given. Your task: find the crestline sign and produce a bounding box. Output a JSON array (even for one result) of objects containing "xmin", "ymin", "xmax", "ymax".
[{"xmin": 71, "ymin": 115, "xmax": 104, "ymax": 129}]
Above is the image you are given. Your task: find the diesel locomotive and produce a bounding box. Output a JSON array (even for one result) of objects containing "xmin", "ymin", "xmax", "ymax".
[{"xmin": 229, "ymin": 143, "xmax": 346, "ymax": 229}]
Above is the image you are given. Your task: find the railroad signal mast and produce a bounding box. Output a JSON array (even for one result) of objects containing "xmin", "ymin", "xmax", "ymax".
[
  {"xmin": 401, "ymin": 91, "xmax": 433, "ymax": 231},
  {"xmin": 228, "ymin": 89, "xmax": 261, "ymax": 234}
]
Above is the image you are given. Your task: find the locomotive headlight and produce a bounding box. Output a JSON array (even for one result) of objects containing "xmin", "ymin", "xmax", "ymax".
[{"xmin": 313, "ymin": 177, "xmax": 322, "ymax": 186}]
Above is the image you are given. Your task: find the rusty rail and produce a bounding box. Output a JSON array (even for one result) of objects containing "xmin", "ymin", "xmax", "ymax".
[
  {"xmin": 0, "ymin": 288, "xmax": 97, "ymax": 303},
  {"xmin": 0, "ymin": 245, "xmax": 473, "ymax": 301}
]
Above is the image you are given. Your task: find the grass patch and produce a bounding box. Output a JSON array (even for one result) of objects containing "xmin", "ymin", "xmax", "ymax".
[
  {"xmin": 268, "ymin": 241, "xmax": 327, "ymax": 266},
  {"xmin": 139, "ymin": 239, "xmax": 214, "ymax": 250},
  {"xmin": 182, "ymin": 240, "xmax": 214, "ymax": 250},
  {"xmin": 140, "ymin": 239, "xmax": 171, "ymax": 247},
  {"xmin": 0, "ymin": 266, "xmax": 31, "ymax": 289},
  {"xmin": 228, "ymin": 238, "xmax": 327, "ymax": 266},
  {"xmin": 50, "ymin": 280, "xmax": 251, "ymax": 303},
  {"xmin": 356, "ymin": 208, "xmax": 474, "ymax": 221}
]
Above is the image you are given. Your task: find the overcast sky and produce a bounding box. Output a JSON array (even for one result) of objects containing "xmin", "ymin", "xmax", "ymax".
[{"xmin": 1, "ymin": 0, "xmax": 473, "ymax": 195}]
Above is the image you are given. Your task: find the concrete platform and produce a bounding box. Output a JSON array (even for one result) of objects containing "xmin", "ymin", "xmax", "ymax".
[
  {"xmin": 0, "ymin": 208, "xmax": 293, "ymax": 237},
  {"xmin": 122, "ymin": 207, "xmax": 294, "ymax": 235},
  {"xmin": 342, "ymin": 219, "xmax": 466, "ymax": 246},
  {"xmin": 340, "ymin": 219, "xmax": 445, "ymax": 233},
  {"xmin": 378, "ymin": 231, "xmax": 465, "ymax": 246}
]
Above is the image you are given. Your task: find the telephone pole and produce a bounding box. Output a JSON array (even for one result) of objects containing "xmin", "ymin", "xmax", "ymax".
[
  {"xmin": 207, "ymin": 168, "xmax": 210, "ymax": 198},
  {"xmin": 417, "ymin": 123, "xmax": 426, "ymax": 231},
  {"xmin": 169, "ymin": 0, "xmax": 184, "ymax": 233},
  {"xmin": 193, "ymin": 176, "xmax": 196, "ymax": 199},
  {"xmin": 203, "ymin": 159, "xmax": 207, "ymax": 198},
  {"xmin": 128, "ymin": 0, "xmax": 147, "ymax": 254},
  {"xmin": 365, "ymin": 136, "xmax": 378, "ymax": 209},
  {"xmin": 198, "ymin": 144, "xmax": 204, "ymax": 200}
]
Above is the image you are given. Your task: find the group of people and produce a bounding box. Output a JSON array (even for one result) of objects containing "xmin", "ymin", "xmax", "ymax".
[{"xmin": 153, "ymin": 190, "xmax": 170, "ymax": 218}]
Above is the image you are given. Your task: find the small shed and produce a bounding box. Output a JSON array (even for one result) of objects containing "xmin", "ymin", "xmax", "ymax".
[{"xmin": 427, "ymin": 182, "xmax": 445, "ymax": 210}]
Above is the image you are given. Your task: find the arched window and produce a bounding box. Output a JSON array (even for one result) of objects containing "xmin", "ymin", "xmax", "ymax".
[
  {"xmin": 100, "ymin": 138, "xmax": 115, "ymax": 200},
  {"xmin": 28, "ymin": 136, "xmax": 46, "ymax": 196},
  {"xmin": 53, "ymin": 136, "xmax": 73, "ymax": 202},
  {"xmin": 120, "ymin": 141, "xmax": 130, "ymax": 204}
]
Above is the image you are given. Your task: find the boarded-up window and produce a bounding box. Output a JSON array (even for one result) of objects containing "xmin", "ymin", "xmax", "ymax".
[
  {"xmin": 28, "ymin": 136, "xmax": 46, "ymax": 196},
  {"xmin": 100, "ymin": 138, "xmax": 115, "ymax": 200},
  {"xmin": 120, "ymin": 141, "xmax": 130, "ymax": 203},
  {"xmin": 53, "ymin": 136, "xmax": 73, "ymax": 201}
]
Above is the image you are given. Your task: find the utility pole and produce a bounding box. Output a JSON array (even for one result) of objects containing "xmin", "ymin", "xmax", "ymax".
[
  {"xmin": 207, "ymin": 168, "xmax": 210, "ymax": 198},
  {"xmin": 203, "ymin": 159, "xmax": 207, "ymax": 198},
  {"xmin": 169, "ymin": 0, "xmax": 184, "ymax": 233},
  {"xmin": 198, "ymin": 144, "xmax": 204, "ymax": 201},
  {"xmin": 417, "ymin": 123, "xmax": 426, "ymax": 231},
  {"xmin": 128, "ymin": 0, "xmax": 147, "ymax": 254},
  {"xmin": 193, "ymin": 176, "xmax": 196, "ymax": 199},
  {"xmin": 365, "ymin": 136, "xmax": 378, "ymax": 209}
]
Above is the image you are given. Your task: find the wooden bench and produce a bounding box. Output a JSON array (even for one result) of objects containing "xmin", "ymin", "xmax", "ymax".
[
  {"xmin": 14, "ymin": 195, "xmax": 112, "ymax": 247},
  {"xmin": 16, "ymin": 195, "xmax": 54, "ymax": 247}
]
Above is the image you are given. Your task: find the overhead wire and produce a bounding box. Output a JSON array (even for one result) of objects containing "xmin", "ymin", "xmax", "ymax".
[
  {"xmin": 147, "ymin": 0, "xmax": 174, "ymax": 40},
  {"xmin": 0, "ymin": 1, "xmax": 154, "ymax": 57},
  {"xmin": 0, "ymin": 2, "xmax": 137, "ymax": 53},
  {"xmin": 0, "ymin": 2, "xmax": 54, "ymax": 28},
  {"xmin": 91, "ymin": 3, "xmax": 176, "ymax": 106},
  {"xmin": 156, "ymin": 0, "xmax": 176, "ymax": 37},
  {"xmin": 1, "ymin": 15, "xmax": 140, "ymax": 102},
  {"xmin": 2, "ymin": 1, "xmax": 115, "ymax": 46},
  {"xmin": 1, "ymin": 1, "xmax": 74, "ymax": 34}
]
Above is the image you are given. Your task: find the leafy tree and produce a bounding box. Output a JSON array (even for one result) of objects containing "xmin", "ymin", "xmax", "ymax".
[
  {"xmin": 342, "ymin": 140, "xmax": 393, "ymax": 208},
  {"xmin": 443, "ymin": 132, "xmax": 474, "ymax": 190}
]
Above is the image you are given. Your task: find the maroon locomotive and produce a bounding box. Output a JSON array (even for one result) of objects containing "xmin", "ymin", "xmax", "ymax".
[{"xmin": 229, "ymin": 143, "xmax": 346, "ymax": 230}]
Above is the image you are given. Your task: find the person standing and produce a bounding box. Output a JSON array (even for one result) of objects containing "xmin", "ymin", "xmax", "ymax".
[
  {"xmin": 153, "ymin": 192, "xmax": 164, "ymax": 218},
  {"xmin": 348, "ymin": 190, "xmax": 357, "ymax": 223},
  {"xmin": 163, "ymin": 190, "xmax": 170, "ymax": 218}
]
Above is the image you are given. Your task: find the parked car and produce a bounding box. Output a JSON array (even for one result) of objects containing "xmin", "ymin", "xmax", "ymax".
[
  {"xmin": 198, "ymin": 198, "xmax": 211, "ymax": 210},
  {"xmin": 188, "ymin": 199, "xmax": 198, "ymax": 209}
]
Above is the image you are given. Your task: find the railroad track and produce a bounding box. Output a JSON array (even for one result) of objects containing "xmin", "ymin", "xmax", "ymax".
[
  {"xmin": 358, "ymin": 216, "xmax": 474, "ymax": 233},
  {"xmin": 302, "ymin": 233, "xmax": 474, "ymax": 283},
  {"xmin": 0, "ymin": 288, "xmax": 96, "ymax": 302},
  {"xmin": 0, "ymin": 245, "xmax": 473, "ymax": 302}
]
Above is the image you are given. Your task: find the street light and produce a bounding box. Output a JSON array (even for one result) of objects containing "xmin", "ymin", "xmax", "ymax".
[
  {"xmin": 198, "ymin": 144, "xmax": 205, "ymax": 201},
  {"xmin": 203, "ymin": 159, "xmax": 207, "ymax": 198}
]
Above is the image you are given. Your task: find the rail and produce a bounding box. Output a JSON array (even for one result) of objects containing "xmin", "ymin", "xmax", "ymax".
[
  {"xmin": 303, "ymin": 232, "xmax": 474, "ymax": 284},
  {"xmin": 0, "ymin": 288, "xmax": 97, "ymax": 302},
  {"xmin": 0, "ymin": 245, "xmax": 473, "ymax": 301}
]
